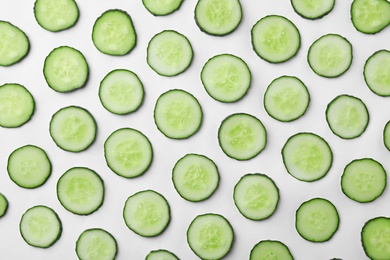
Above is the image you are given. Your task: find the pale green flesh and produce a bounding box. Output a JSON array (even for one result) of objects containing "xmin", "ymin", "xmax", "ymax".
[
  {"xmin": 250, "ymin": 240, "xmax": 293, "ymax": 260},
  {"xmin": 364, "ymin": 50, "xmax": 390, "ymax": 96},
  {"xmin": 384, "ymin": 121, "xmax": 390, "ymax": 151},
  {"xmin": 146, "ymin": 250, "xmax": 178, "ymax": 260},
  {"xmin": 291, "ymin": 0, "xmax": 335, "ymax": 19},
  {"xmin": 143, "ymin": 0, "xmax": 182, "ymax": 15},
  {"xmin": 0, "ymin": 21, "xmax": 29, "ymax": 66},
  {"xmin": 0, "ymin": 193, "xmax": 7, "ymax": 217},
  {"xmin": 76, "ymin": 229, "xmax": 117, "ymax": 260},
  {"xmin": 0, "ymin": 83, "xmax": 34, "ymax": 128},
  {"xmin": 351, "ymin": 0, "xmax": 390, "ymax": 34},
  {"xmin": 8, "ymin": 145, "xmax": 51, "ymax": 188},
  {"xmin": 195, "ymin": 0, "xmax": 242, "ymax": 35},
  {"xmin": 34, "ymin": 0, "xmax": 78, "ymax": 32},
  {"xmin": 362, "ymin": 217, "xmax": 390, "ymax": 260}
]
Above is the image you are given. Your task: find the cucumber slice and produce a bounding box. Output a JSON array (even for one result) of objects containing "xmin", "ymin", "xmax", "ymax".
[
  {"xmin": 325, "ymin": 94, "xmax": 369, "ymax": 139},
  {"xmin": 0, "ymin": 83, "xmax": 35, "ymax": 128},
  {"xmin": 233, "ymin": 173, "xmax": 279, "ymax": 221},
  {"xmin": 92, "ymin": 9, "xmax": 137, "ymax": 56},
  {"xmin": 0, "ymin": 21, "xmax": 29, "ymax": 66},
  {"xmin": 154, "ymin": 89, "xmax": 202, "ymax": 139},
  {"xmin": 384, "ymin": 120, "xmax": 390, "ymax": 151},
  {"xmin": 147, "ymin": 30, "xmax": 193, "ymax": 76},
  {"xmin": 251, "ymin": 15, "xmax": 300, "ymax": 63},
  {"xmin": 0, "ymin": 193, "xmax": 8, "ymax": 218},
  {"xmin": 49, "ymin": 106, "xmax": 97, "ymax": 152},
  {"xmin": 146, "ymin": 249, "xmax": 179, "ymax": 260},
  {"xmin": 282, "ymin": 132, "xmax": 333, "ymax": 182},
  {"xmin": 201, "ymin": 53, "xmax": 251, "ymax": 103},
  {"xmin": 34, "ymin": 0, "xmax": 79, "ymax": 32},
  {"xmin": 104, "ymin": 128, "xmax": 153, "ymax": 178},
  {"xmin": 172, "ymin": 153, "xmax": 219, "ymax": 202},
  {"xmin": 194, "ymin": 0, "xmax": 242, "ymax": 36},
  {"xmin": 7, "ymin": 145, "xmax": 51, "ymax": 189},
  {"xmin": 99, "ymin": 69, "xmax": 144, "ymax": 115},
  {"xmin": 351, "ymin": 0, "xmax": 390, "ymax": 34},
  {"xmin": 361, "ymin": 217, "xmax": 390, "ymax": 260},
  {"xmin": 19, "ymin": 205, "xmax": 62, "ymax": 248},
  {"xmin": 295, "ymin": 198, "xmax": 339, "ymax": 242},
  {"xmin": 250, "ymin": 240, "xmax": 294, "ymax": 260},
  {"xmin": 364, "ymin": 50, "xmax": 390, "ymax": 96},
  {"xmin": 218, "ymin": 113, "xmax": 267, "ymax": 161},
  {"xmin": 341, "ymin": 158, "xmax": 386, "ymax": 203},
  {"xmin": 142, "ymin": 0, "xmax": 183, "ymax": 16},
  {"xmin": 187, "ymin": 213, "xmax": 234, "ymax": 260},
  {"xmin": 123, "ymin": 190, "xmax": 170, "ymax": 237},
  {"xmin": 43, "ymin": 46, "xmax": 89, "ymax": 93},
  {"xmin": 291, "ymin": 0, "xmax": 335, "ymax": 19},
  {"xmin": 308, "ymin": 34, "xmax": 353, "ymax": 78},
  {"xmin": 76, "ymin": 228, "xmax": 117, "ymax": 260},
  {"xmin": 57, "ymin": 167, "xmax": 104, "ymax": 215},
  {"xmin": 264, "ymin": 75, "xmax": 310, "ymax": 122}
]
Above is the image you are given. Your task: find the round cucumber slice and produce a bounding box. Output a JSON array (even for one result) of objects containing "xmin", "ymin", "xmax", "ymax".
[
  {"xmin": 0, "ymin": 21, "xmax": 29, "ymax": 66},
  {"xmin": 351, "ymin": 0, "xmax": 390, "ymax": 34},
  {"xmin": 76, "ymin": 228, "xmax": 117, "ymax": 260},
  {"xmin": 142, "ymin": 0, "xmax": 183, "ymax": 16},
  {"xmin": 250, "ymin": 240, "xmax": 293, "ymax": 260},
  {"xmin": 384, "ymin": 120, "xmax": 390, "ymax": 151},
  {"xmin": 361, "ymin": 217, "xmax": 390, "ymax": 260},
  {"xmin": 0, "ymin": 193, "xmax": 8, "ymax": 218},
  {"xmin": 364, "ymin": 50, "xmax": 390, "ymax": 96},
  {"xmin": 146, "ymin": 249, "xmax": 179, "ymax": 260},
  {"xmin": 291, "ymin": 0, "xmax": 335, "ymax": 19}
]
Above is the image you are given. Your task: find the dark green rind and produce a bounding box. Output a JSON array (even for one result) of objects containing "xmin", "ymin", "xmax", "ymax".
[
  {"xmin": 361, "ymin": 217, "xmax": 390, "ymax": 260},
  {"xmin": 75, "ymin": 228, "xmax": 118, "ymax": 260},
  {"xmin": 290, "ymin": 0, "xmax": 335, "ymax": 20},
  {"xmin": 145, "ymin": 249, "xmax": 179, "ymax": 260},
  {"xmin": 249, "ymin": 240, "xmax": 294, "ymax": 260},
  {"xmin": 364, "ymin": 50, "xmax": 390, "ymax": 96},
  {"xmin": 0, "ymin": 193, "xmax": 8, "ymax": 218},
  {"xmin": 351, "ymin": 0, "xmax": 390, "ymax": 34},
  {"xmin": 142, "ymin": 0, "xmax": 183, "ymax": 16},
  {"xmin": 0, "ymin": 21, "xmax": 30, "ymax": 67}
]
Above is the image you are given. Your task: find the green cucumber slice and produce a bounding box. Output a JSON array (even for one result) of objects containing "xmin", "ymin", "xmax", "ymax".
[
  {"xmin": 364, "ymin": 49, "xmax": 390, "ymax": 96},
  {"xmin": 76, "ymin": 228, "xmax": 117, "ymax": 260},
  {"xmin": 146, "ymin": 249, "xmax": 179, "ymax": 260},
  {"xmin": 250, "ymin": 240, "xmax": 294, "ymax": 260},
  {"xmin": 361, "ymin": 217, "xmax": 390, "ymax": 260},
  {"xmin": 291, "ymin": 0, "xmax": 335, "ymax": 19},
  {"xmin": 142, "ymin": 0, "xmax": 183, "ymax": 16},
  {"xmin": 351, "ymin": 0, "xmax": 390, "ymax": 34},
  {"xmin": 0, "ymin": 193, "xmax": 8, "ymax": 218},
  {"xmin": 0, "ymin": 21, "xmax": 29, "ymax": 66},
  {"xmin": 384, "ymin": 120, "xmax": 390, "ymax": 151}
]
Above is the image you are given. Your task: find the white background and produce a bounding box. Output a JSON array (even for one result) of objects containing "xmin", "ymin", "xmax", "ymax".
[{"xmin": 0, "ymin": 0, "xmax": 389, "ymax": 259}]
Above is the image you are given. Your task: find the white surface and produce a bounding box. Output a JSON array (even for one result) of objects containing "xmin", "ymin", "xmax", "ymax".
[{"xmin": 0, "ymin": 0, "xmax": 389, "ymax": 259}]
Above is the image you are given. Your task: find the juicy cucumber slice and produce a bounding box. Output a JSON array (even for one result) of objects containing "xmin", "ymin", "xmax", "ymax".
[
  {"xmin": 194, "ymin": 0, "xmax": 242, "ymax": 36},
  {"xmin": 361, "ymin": 217, "xmax": 390, "ymax": 260},
  {"xmin": 201, "ymin": 53, "xmax": 251, "ymax": 103},
  {"xmin": 351, "ymin": 0, "xmax": 390, "ymax": 34},
  {"xmin": 19, "ymin": 205, "xmax": 62, "ymax": 248},
  {"xmin": 251, "ymin": 15, "xmax": 301, "ymax": 63},
  {"xmin": 147, "ymin": 30, "xmax": 193, "ymax": 76},
  {"xmin": 341, "ymin": 158, "xmax": 386, "ymax": 203},
  {"xmin": 282, "ymin": 132, "xmax": 333, "ymax": 182},
  {"xmin": 295, "ymin": 198, "xmax": 339, "ymax": 242},
  {"xmin": 34, "ymin": 0, "xmax": 79, "ymax": 32},
  {"xmin": 250, "ymin": 240, "xmax": 294, "ymax": 260},
  {"xmin": 7, "ymin": 145, "xmax": 51, "ymax": 189},
  {"xmin": 123, "ymin": 190, "xmax": 170, "ymax": 237},
  {"xmin": 364, "ymin": 49, "xmax": 390, "ymax": 96},
  {"xmin": 92, "ymin": 9, "xmax": 137, "ymax": 56},
  {"xmin": 0, "ymin": 83, "xmax": 35, "ymax": 128},
  {"xmin": 0, "ymin": 193, "xmax": 8, "ymax": 218},
  {"xmin": 172, "ymin": 153, "xmax": 220, "ymax": 202},
  {"xmin": 49, "ymin": 106, "xmax": 97, "ymax": 152},
  {"xmin": 308, "ymin": 34, "xmax": 353, "ymax": 78},
  {"xmin": 0, "ymin": 21, "xmax": 29, "ymax": 66},
  {"xmin": 142, "ymin": 0, "xmax": 183, "ymax": 16},
  {"xmin": 218, "ymin": 113, "xmax": 267, "ymax": 160},
  {"xmin": 43, "ymin": 46, "xmax": 89, "ymax": 93},
  {"xmin": 264, "ymin": 75, "xmax": 310, "ymax": 122},
  {"xmin": 233, "ymin": 173, "xmax": 279, "ymax": 221},
  {"xmin": 146, "ymin": 249, "xmax": 179, "ymax": 260},
  {"xmin": 384, "ymin": 120, "xmax": 390, "ymax": 151},
  {"xmin": 291, "ymin": 0, "xmax": 335, "ymax": 19},
  {"xmin": 325, "ymin": 94, "xmax": 369, "ymax": 139},
  {"xmin": 187, "ymin": 213, "xmax": 234, "ymax": 260},
  {"xmin": 76, "ymin": 228, "xmax": 117, "ymax": 260}
]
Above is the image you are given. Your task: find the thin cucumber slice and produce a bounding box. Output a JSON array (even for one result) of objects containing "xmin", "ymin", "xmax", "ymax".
[
  {"xmin": 34, "ymin": 0, "xmax": 79, "ymax": 32},
  {"xmin": 351, "ymin": 0, "xmax": 390, "ymax": 34},
  {"xmin": 0, "ymin": 21, "xmax": 29, "ymax": 66},
  {"xmin": 20, "ymin": 205, "xmax": 62, "ymax": 248},
  {"xmin": 142, "ymin": 0, "xmax": 183, "ymax": 16},
  {"xmin": 251, "ymin": 15, "xmax": 300, "ymax": 63},
  {"xmin": 49, "ymin": 106, "xmax": 97, "ymax": 152},
  {"xmin": 326, "ymin": 94, "xmax": 369, "ymax": 139},
  {"xmin": 295, "ymin": 198, "xmax": 339, "ymax": 242},
  {"xmin": 308, "ymin": 34, "xmax": 353, "ymax": 78},
  {"xmin": 172, "ymin": 153, "xmax": 219, "ymax": 202},
  {"xmin": 364, "ymin": 50, "xmax": 390, "ymax": 96},
  {"xmin": 250, "ymin": 240, "xmax": 294, "ymax": 260},
  {"xmin": 57, "ymin": 167, "xmax": 104, "ymax": 215},
  {"xmin": 123, "ymin": 190, "xmax": 170, "ymax": 237},
  {"xmin": 341, "ymin": 158, "xmax": 386, "ymax": 203},
  {"xmin": 92, "ymin": 9, "xmax": 137, "ymax": 56},
  {"xmin": 147, "ymin": 30, "xmax": 193, "ymax": 76},
  {"xmin": 99, "ymin": 69, "xmax": 144, "ymax": 115},
  {"xmin": 154, "ymin": 89, "xmax": 202, "ymax": 139},
  {"xmin": 7, "ymin": 145, "xmax": 51, "ymax": 189},
  {"xmin": 201, "ymin": 53, "xmax": 251, "ymax": 103},
  {"xmin": 146, "ymin": 249, "xmax": 179, "ymax": 260},
  {"xmin": 291, "ymin": 0, "xmax": 335, "ymax": 19},
  {"xmin": 0, "ymin": 193, "xmax": 8, "ymax": 218},
  {"xmin": 43, "ymin": 46, "xmax": 89, "ymax": 93},
  {"xmin": 218, "ymin": 113, "xmax": 267, "ymax": 161},
  {"xmin": 194, "ymin": 0, "xmax": 242, "ymax": 36},
  {"xmin": 0, "ymin": 83, "xmax": 35, "ymax": 128},
  {"xmin": 76, "ymin": 228, "xmax": 117, "ymax": 260},
  {"xmin": 361, "ymin": 217, "xmax": 390, "ymax": 260},
  {"xmin": 104, "ymin": 128, "xmax": 153, "ymax": 178},
  {"xmin": 264, "ymin": 75, "xmax": 310, "ymax": 122},
  {"xmin": 187, "ymin": 213, "xmax": 234, "ymax": 260},
  {"xmin": 282, "ymin": 132, "xmax": 333, "ymax": 182},
  {"xmin": 384, "ymin": 120, "xmax": 390, "ymax": 151},
  {"xmin": 233, "ymin": 173, "xmax": 279, "ymax": 221}
]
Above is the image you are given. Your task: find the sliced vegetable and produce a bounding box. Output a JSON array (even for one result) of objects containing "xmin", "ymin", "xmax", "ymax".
[
  {"xmin": 0, "ymin": 21, "xmax": 29, "ymax": 66},
  {"xmin": 146, "ymin": 249, "xmax": 179, "ymax": 260},
  {"xmin": 361, "ymin": 217, "xmax": 390, "ymax": 260},
  {"xmin": 351, "ymin": 0, "xmax": 390, "ymax": 34},
  {"xmin": 76, "ymin": 228, "xmax": 117, "ymax": 260},
  {"xmin": 250, "ymin": 240, "xmax": 293, "ymax": 260},
  {"xmin": 142, "ymin": 0, "xmax": 183, "ymax": 16},
  {"xmin": 291, "ymin": 0, "xmax": 335, "ymax": 19},
  {"xmin": 364, "ymin": 49, "xmax": 390, "ymax": 96},
  {"xmin": 0, "ymin": 193, "xmax": 8, "ymax": 218}
]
